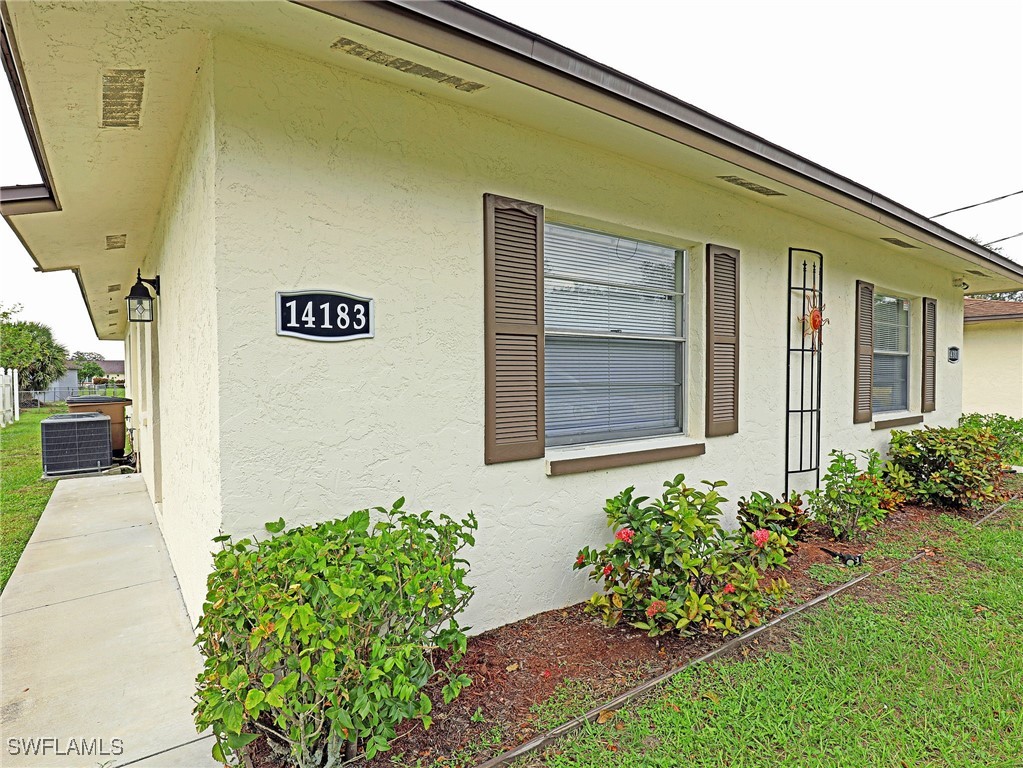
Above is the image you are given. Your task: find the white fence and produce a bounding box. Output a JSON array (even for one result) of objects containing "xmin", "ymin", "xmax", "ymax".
[
  {"xmin": 1, "ymin": 368, "xmax": 19, "ymax": 427},
  {"xmin": 18, "ymin": 384, "xmax": 128, "ymax": 409}
]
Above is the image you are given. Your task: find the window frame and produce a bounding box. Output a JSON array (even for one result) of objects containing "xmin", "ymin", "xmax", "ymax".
[
  {"xmin": 871, "ymin": 291, "xmax": 912, "ymax": 414},
  {"xmin": 541, "ymin": 221, "xmax": 688, "ymax": 447}
]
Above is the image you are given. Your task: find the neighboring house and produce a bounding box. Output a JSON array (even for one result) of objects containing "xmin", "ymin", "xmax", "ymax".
[
  {"xmin": 962, "ymin": 299, "xmax": 1023, "ymax": 418},
  {"xmin": 3, "ymin": 2, "xmax": 1023, "ymax": 632},
  {"xmin": 39, "ymin": 366, "xmax": 78, "ymax": 403},
  {"xmin": 98, "ymin": 359, "xmax": 126, "ymax": 379}
]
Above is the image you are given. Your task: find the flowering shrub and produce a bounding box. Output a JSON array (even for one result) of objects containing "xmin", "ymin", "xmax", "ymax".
[
  {"xmin": 959, "ymin": 413, "xmax": 1023, "ymax": 466},
  {"xmin": 887, "ymin": 425, "xmax": 1005, "ymax": 509},
  {"xmin": 730, "ymin": 526, "xmax": 789, "ymax": 572},
  {"xmin": 807, "ymin": 449, "xmax": 889, "ymax": 540},
  {"xmin": 615, "ymin": 528, "xmax": 635, "ymax": 544},
  {"xmin": 574, "ymin": 475, "xmax": 789, "ymax": 638},
  {"xmin": 193, "ymin": 500, "xmax": 477, "ymax": 768},
  {"xmin": 736, "ymin": 491, "xmax": 809, "ymax": 538}
]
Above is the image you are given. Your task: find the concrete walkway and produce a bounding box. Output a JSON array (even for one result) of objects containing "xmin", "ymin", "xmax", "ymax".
[{"xmin": 0, "ymin": 475, "xmax": 217, "ymax": 767}]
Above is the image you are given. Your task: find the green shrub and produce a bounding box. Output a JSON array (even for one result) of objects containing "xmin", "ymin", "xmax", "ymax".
[
  {"xmin": 959, "ymin": 412, "xmax": 1023, "ymax": 466},
  {"xmin": 193, "ymin": 500, "xmax": 477, "ymax": 768},
  {"xmin": 808, "ymin": 449, "xmax": 888, "ymax": 539},
  {"xmin": 573, "ymin": 475, "xmax": 789, "ymax": 638},
  {"xmin": 881, "ymin": 460, "xmax": 915, "ymax": 507},
  {"xmin": 736, "ymin": 491, "xmax": 809, "ymax": 553},
  {"xmin": 887, "ymin": 425, "xmax": 1004, "ymax": 509}
]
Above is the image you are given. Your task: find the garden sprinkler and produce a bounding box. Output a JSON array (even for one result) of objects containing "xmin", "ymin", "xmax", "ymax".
[{"xmin": 819, "ymin": 547, "xmax": 863, "ymax": 567}]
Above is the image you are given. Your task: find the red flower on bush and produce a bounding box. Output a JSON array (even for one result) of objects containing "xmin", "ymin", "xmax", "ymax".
[
  {"xmin": 723, "ymin": 583, "xmax": 736, "ymax": 595},
  {"xmin": 602, "ymin": 563, "xmax": 613, "ymax": 577},
  {"xmin": 645, "ymin": 600, "xmax": 667, "ymax": 618},
  {"xmin": 576, "ymin": 554, "xmax": 585, "ymax": 566},
  {"xmin": 615, "ymin": 528, "xmax": 635, "ymax": 544},
  {"xmin": 752, "ymin": 529, "xmax": 771, "ymax": 548}
]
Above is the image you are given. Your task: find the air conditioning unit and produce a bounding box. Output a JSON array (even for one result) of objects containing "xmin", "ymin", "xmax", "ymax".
[{"xmin": 41, "ymin": 413, "xmax": 113, "ymax": 476}]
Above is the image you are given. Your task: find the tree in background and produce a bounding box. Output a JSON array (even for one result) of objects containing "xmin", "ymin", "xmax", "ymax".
[
  {"xmin": 76, "ymin": 360, "xmax": 105, "ymax": 383},
  {"xmin": 71, "ymin": 350, "xmax": 105, "ymax": 362},
  {"xmin": 973, "ymin": 290, "xmax": 1023, "ymax": 302},
  {"xmin": 0, "ymin": 305, "xmax": 69, "ymax": 391}
]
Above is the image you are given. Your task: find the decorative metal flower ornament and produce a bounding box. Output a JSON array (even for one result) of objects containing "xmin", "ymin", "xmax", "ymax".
[{"xmin": 797, "ymin": 290, "xmax": 829, "ymax": 350}]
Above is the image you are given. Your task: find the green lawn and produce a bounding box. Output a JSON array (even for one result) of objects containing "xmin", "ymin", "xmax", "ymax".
[
  {"xmin": 535, "ymin": 490, "xmax": 1023, "ymax": 767},
  {"xmin": 0, "ymin": 407, "xmax": 65, "ymax": 592},
  {"xmin": 77, "ymin": 386, "xmax": 126, "ymax": 397}
]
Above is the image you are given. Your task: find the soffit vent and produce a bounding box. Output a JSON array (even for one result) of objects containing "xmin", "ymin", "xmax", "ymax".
[
  {"xmin": 880, "ymin": 237, "xmax": 919, "ymax": 249},
  {"xmin": 331, "ymin": 37, "xmax": 487, "ymax": 93},
  {"xmin": 102, "ymin": 70, "xmax": 146, "ymax": 128},
  {"xmin": 107, "ymin": 310, "xmax": 119, "ymax": 315},
  {"xmin": 716, "ymin": 175, "xmax": 786, "ymax": 197},
  {"xmin": 106, "ymin": 284, "xmax": 121, "ymax": 293},
  {"xmin": 105, "ymin": 234, "xmax": 127, "ymax": 250},
  {"xmin": 966, "ymin": 269, "xmax": 987, "ymax": 276}
]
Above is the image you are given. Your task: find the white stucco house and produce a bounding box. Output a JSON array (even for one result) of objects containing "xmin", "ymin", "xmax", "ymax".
[
  {"xmin": 4, "ymin": 1, "xmax": 1023, "ymax": 633},
  {"xmin": 963, "ymin": 298, "xmax": 1023, "ymax": 418}
]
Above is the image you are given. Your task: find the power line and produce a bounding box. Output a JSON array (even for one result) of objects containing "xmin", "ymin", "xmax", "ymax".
[
  {"xmin": 931, "ymin": 189, "xmax": 1023, "ymax": 218},
  {"xmin": 984, "ymin": 232, "xmax": 1023, "ymax": 247}
]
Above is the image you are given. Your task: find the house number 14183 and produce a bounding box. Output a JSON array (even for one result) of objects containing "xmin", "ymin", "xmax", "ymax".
[
  {"xmin": 275, "ymin": 290, "xmax": 375, "ymax": 342},
  {"xmin": 285, "ymin": 301, "xmax": 366, "ymax": 331}
]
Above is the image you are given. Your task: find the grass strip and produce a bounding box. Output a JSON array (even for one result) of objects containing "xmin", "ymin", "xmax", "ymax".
[
  {"xmin": 536, "ymin": 493, "xmax": 1023, "ymax": 768},
  {"xmin": 0, "ymin": 407, "xmax": 64, "ymax": 592}
]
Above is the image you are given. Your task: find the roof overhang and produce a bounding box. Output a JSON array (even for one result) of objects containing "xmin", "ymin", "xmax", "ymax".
[
  {"xmin": 4, "ymin": 0, "xmax": 1023, "ymax": 341},
  {"xmin": 964, "ymin": 314, "xmax": 1023, "ymax": 324},
  {"xmin": 297, "ymin": 0, "xmax": 1023, "ymax": 285}
]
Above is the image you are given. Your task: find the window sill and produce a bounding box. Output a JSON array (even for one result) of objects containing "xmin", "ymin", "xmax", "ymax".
[
  {"xmin": 546, "ymin": 436, "xmax": 706, "ymax": 476},
  {"xmin": 872, "ymin": 413, "xmax": 923, "ymax": 430}
]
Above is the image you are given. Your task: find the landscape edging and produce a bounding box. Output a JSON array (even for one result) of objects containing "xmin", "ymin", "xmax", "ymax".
[{"xmin": 472, "ymin": 499, "xmax": 1013, "ymax": 768}]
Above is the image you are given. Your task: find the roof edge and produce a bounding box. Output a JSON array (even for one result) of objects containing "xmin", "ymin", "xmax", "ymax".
[
  {"xmin": 964, "ymin": 314, "xmax": 1023, "ymax": 324},
  {"xmin": 293, "ymin": 0, "xmax": 1023, "ymax": 282},
  {"xmin": 0, "ymin": 1, "xmax": 59, "ymax": 215}
]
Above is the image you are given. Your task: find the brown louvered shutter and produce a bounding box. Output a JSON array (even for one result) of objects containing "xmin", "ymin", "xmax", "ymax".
[
  {"xmin": 921, "ymin": 297, "xmax": 937, "ymax": 413},
  {"xmin": 706, "ymin": 244, "xmax": 739, "ymax": 437},
  {"xmin": 484, "ymin": 194, "xmax": 545, "ymax": 464},
  {"xmin": 853, "ymin": 280, "xmax": 874, "ymax": 424}
]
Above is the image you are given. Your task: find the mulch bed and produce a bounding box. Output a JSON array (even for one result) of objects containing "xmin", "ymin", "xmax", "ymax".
[{"xmin": 249, "ymin": 481, "xmax": 1019, "ymax": 768}]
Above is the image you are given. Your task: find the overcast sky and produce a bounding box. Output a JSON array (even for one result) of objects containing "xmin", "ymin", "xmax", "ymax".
[{"xmin": 1, "ymin": 0, "xmax": 1020, "ymax": 358}]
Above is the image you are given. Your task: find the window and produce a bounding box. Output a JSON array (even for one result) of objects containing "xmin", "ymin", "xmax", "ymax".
[
  {"xmin": 872, "ymin": 293, "xmax": 910, "ymax": 412},
  {"xmin": 543, "ymin": 223, "xmax": 685, "ymax": 445}
]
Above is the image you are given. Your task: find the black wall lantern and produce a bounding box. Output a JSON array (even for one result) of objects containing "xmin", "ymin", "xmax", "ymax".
[{"xmin": 125, "ymin": 269, "xmax": 160, "ymax": 322}]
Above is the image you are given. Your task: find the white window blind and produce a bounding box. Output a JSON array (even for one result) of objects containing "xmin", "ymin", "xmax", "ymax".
[
  {"xmin": 872, "ymin": 293, "xmax": 909, "ymax": 413},
  {"xmin": 543, "ymin": 223, "xmax": 685, "ymax": 445}
]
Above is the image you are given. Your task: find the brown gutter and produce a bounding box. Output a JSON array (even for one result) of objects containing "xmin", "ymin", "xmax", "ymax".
[
  {"xmin": 2, "ymin": 0, "xmax": 1020, "ymax": 284},
  {"xmin": 964, "ymin": 314, "xmax": 1023, "ymax": 324},
  {"xmin": 0, "ymin": 0, "xmax": 58, "ymax": 216},
  {"xmin": 292, "ymin": 0, "xmax": 1023, "ymax": 283}
]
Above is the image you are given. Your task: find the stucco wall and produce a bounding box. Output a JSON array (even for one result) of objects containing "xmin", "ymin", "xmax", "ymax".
[
  {"xmin": 128, "ymin": 51, "xmax": 222, "ymax": 623},
  {"xmin": 963, "ymin": 321, "xmax": 1023, "ymax": 418},
  {"xmin": 199, "ymin": 36, "xmax": 964, "ymax": 631}
]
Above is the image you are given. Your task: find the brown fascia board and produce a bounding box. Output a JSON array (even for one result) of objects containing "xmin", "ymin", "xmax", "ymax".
[
  {"xmin": 964, "ymin": 314, "xmax": 1023, "ymax": 324},
  {"xmin": 3, "ymin": 0, "xmax": 1020, "ymax": 286},
  {"xmin": 293, "ymin": 0, "xmax": 1023, "ymax": 284},
  {"xmin": 1, "ymin": 184, "xmax": 58, "ymax": 215},
  {"xmin": 0, "ymin": 1, "xmax": 58, "ymax": 216}
]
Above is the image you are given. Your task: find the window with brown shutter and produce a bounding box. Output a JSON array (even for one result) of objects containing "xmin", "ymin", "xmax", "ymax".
[
  {"xmin": 853, "ymin": 280, "xmax": 874, "ymax": 423},
  {"xmin": 921, "ymin": 297, "xmax": 936, "ymax": 413},
  {"xmin": 484, "ymin": 194, "xmax": 545, "ymax": 464},
  {"xmin": 706, "ymin": 244, "xmax": 739, "ymax": 437}
]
